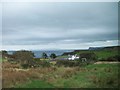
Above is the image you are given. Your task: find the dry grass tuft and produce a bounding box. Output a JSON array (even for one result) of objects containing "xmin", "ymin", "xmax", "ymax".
[{"xmin": 2, "ymin": 62, "xmax": 21, "ymax": 69}]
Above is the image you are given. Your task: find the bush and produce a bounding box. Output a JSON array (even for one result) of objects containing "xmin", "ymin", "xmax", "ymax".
[
  {"xmin": 50, "ymin": 53, "xmax": 57, "ymax": 59},
  {"xmin": 41, "ymin": 52, "xmax": 48, "ymax": 59},
  {"xmin": 79, "ymin": 52, "xmax": 97, "ymax": 61},
  {"xmin": 21, "ymin": 64, "xmax": 29, "ymax": 69},
  {"xmin": 56, "ymin": 60, "xmax": 81, "ymax": 67},
  {"xmin": 106, "ymin": 55, "xmax": 120, "ymax": 62},
  {"xmin": 56, "ymin": 59, "xmax": 96, "ymax": 67},
  {"xmin": 13, "ymin": 50, "xmax": 35, "ymax": 67},
  {"xmin": 2, "ymin": 50, "xmax": 8, "ymax": 59},
  {"xmin": 37, "ymin": 60, "xmax": 51, "ymax": 67},
  {"xmin": 98, "ymin": 58, "xmax": 106, "ymax": 61}
]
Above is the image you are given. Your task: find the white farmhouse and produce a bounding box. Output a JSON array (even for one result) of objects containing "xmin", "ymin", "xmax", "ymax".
[{"xmin": 68, "ymin": 54, "xmax": 79, "ymax": 60}]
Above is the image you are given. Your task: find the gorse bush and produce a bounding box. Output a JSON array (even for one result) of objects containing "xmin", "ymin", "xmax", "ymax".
[
  {"xmin": 79, "ymin": 52, "xmax": 97, "ymax": 61},
  {"xmin": 98, "ymin": 55, "xmax": 120, "ymax": 62},
  {"xmin": 40, "ymin": 60, "xmax": 51, "ymax": 67},
  {"xmin": 12, "ymin": 50, "xmax": 35, "ymax": 68},
  {"xmin": 13, "ymin": 50, "xmax": 34, "ymax": 62},
  {"xmin": 55, "ymin": 59, "xmax": 96, "ymax": 67},
  {"xmin": 56, "ymin": 60, "xmax": 81, "ymax": 67},
  {"xmin": 35, "ymin": 60, "xmax": 51, "ymax": 67},
  {"xmin": 106, "ymin": 55, "xmax": 120, "ymax": 62}
]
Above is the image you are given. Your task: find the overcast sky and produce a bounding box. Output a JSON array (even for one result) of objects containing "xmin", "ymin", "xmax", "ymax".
[{"xmin": 2, "ymin": 2, "xmax": 118, "ymax": 50}]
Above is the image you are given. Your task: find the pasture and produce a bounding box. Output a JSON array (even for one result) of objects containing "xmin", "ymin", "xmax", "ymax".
[
  {"xmin": 2, "ymin": 61, "xmax": 119, "ymax": 88},
  {"xmin": 1, "ymin": 46, "xmax": 119, "ymax": 88}
]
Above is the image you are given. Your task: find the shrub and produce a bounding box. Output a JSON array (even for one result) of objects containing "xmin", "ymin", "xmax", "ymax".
[
  {"xmin": 2, "ymin": 50, "xmax": 8, "ymax": 59},
  {"xmin": 41, "ymin": 52, "xmax": 48, "ymax": 59},
  {"xmin": 21, "ymin": 64, "xmax": 30, "ymax": 69},
  {"xmin": 37, "ymin": 60, "xmax": 51, "ymax": 67},
  {"xmin": 56, "ymin": 60, "xmax": 81, "ymax": 67},
  {"xmin": 34, "ymin": 58, "xmax": 40, "ymax": 61},
  {"xmin": 13, "ymin": 50, "xmax": 35, "ymax": 67},
  {"xmin": 98, "ymin": 58, "xmax": 106, "ymax": 61},
  {"xmin": 79, "ymin": 52, "xmax": 97, "ymax": 61},
  {"xmin": 105, "ymin": 55, "xmax": 120, "ymax": 62},
  {"xmin": 50, "ymin": 53, "xmax": 57, "ymax": 59}
]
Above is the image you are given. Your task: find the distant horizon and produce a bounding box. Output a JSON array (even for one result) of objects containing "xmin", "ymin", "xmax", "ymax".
[{"xmin": 1, "ymin": 45, "xmax": 119, "ymax": 51}]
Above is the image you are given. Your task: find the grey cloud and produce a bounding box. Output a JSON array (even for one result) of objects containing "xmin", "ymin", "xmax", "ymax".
[
  {"xmin": 3, "ymin": 2, "xmax": 118, "ymax": 29},
  {"xmin": 2, "ymin": 2, "xmax": 118, "ymax": 50}
]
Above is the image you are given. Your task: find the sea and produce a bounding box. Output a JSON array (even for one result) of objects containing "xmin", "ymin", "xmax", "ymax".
[{"xmin": 7, "ymin": 50, "xmax": 74, "ymax": 58}]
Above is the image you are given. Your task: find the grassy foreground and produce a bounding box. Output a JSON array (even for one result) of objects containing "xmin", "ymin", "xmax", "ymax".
[{"xmin": 12, "ymin": 63, "xmax": 119, "ymax": 88}]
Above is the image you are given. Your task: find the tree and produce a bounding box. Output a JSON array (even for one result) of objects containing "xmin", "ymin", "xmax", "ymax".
[
  {"xmin": 50, "ymin": 53, "xmax": 57, "ymax": 59},
  {"xmin": 41, "ymin": 52, "xmax": 48, "ymax": 59},
  {"xmin": 2, "ymin": 50, "xmax": 8, "ymax": 58}
]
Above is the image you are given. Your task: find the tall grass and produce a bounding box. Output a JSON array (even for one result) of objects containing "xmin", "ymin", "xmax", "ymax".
[
  {"xmin": 2, "ymin": 62, "xmax": 58, "ymax": 88},
  {"xmin": 2, "ymin": 61, "xmax": 119, "ymax": 88}
]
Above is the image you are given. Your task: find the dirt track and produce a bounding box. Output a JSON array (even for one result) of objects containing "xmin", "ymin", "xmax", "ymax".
[{"xmin": 94, "ymin": 61, "xmax": 120, "ymax": 64}]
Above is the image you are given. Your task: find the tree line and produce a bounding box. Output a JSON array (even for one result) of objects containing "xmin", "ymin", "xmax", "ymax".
[
  {"xmin": 41, "ymin": 52, "xmax": 56, "ymax": 59},
  {"xmin": 2, "ymin": 50, "xmax": 57, "ymax": 59},
  {"xmin": 2, "ymin": 50, "xmax": 57, "ymax": 68}
]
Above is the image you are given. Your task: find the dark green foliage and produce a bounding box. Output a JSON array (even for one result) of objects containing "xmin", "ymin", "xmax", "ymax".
[
  {"xmin": 56, "ymin": 60, "xmax": 81, "ymax": 67},
  {"xmin": 21, "ymin": 64, "xmax": 30, "ymax": 69},
  {"xmin": 98, "ymin": 57, "xmax": 106, "ymax": 61},
  {"xmin": 56, "ymin": 59, "xmax": 96, "ymax": 67},
  {"xmin": 98, "ymin": 55, "xmax": 120, "ymax": 62},
  {"xmin": 79, "ymin": 52, "xmax": 97, "ymax": 61},
  {"xmin": 8, "ymin": 56, "xmax": 15, "ymax": 63},
  {"xmin": 114, "ymin": 55, "xmax": 120, "ymax": 61},
  {"xmin": 32, "ymin": 59, "xmax": 51, "ymax": 67},
  {"xmin": 38, "ymin": 60, "xmax": 51, "ymax": 67},
  {"xmin": 41, "ymin": 52, "xmax": 48, "ymax": 59},
  {"xmin": 34, "ymin": 58, "xmax": 40, "ymax": 62},
  {"xmin": 13, "ymin": 50, "xmax": 35, "ymax": 68},
  {"xmin": 2, "ymin": 50, "xmax": 8, "ymax": 55},
  {"xmin": 50, "ymin": 53, "xmax": 57, "ymax": 59},
  {"xmin": 2, "ymin": 50, "xmax": 8, "ymax": 58},
  {"xmin": 106, "ymin": 55, "xmax": 120, "ymax": 62},
  {"xmin": 62, "ymin": 52, "xmax": 75, "ymax": 56}
]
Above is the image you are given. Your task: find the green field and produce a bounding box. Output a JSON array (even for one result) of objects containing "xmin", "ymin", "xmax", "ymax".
[
  {"xmin": 58, "ymin": 46, "xmax": 119, "ymax": 60},
  {"xmin": 15, "ymin": 63, "xmax": 119, "ymax": 88},
  {"xmin": 62, "ymin": 63, "xmax": 119, "ymax": 88},
  {"xmin": 77, "ymin": 49, "xmax": 118, "ymax": 59}
]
